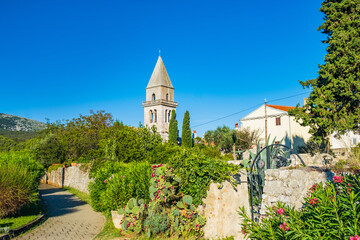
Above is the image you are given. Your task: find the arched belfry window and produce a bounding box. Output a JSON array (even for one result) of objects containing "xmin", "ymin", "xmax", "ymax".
[
  {"xmin": 168, "ymin": 110, "xmax": 171, "ymax": 122},
  {"xmin": 152, "ymin": 94, "xmax": 156, "ymax": 102},
  {"xmin": 166, "ymin": 93, "xmax": 169, "ymax": 101},
  {"xmin": 150, "ymin": 110, "xmax": 153, "ymax": 123},
  {"xmin": 154, "ymin": 110, "xmax": 157, "ymax": 123},
  {"xmin": 165, "ymin": 110, "xmax": 167, "ymax": 122}
]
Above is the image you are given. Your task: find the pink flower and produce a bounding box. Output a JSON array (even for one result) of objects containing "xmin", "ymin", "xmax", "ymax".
[
  {"xmin": 309, "ymin": 198, "xmax": 319, "ymax": 206},
  {"xmin": 151, "ymin": 172, "xmax": 155, "ymax": 177},
  {"xmin": 333, "ymin": 175, "xmax": 344, "ymax": 183},
  {"xmin": 279, "ymin": 222, "xmax": 289, "ymax": 231},
  {"xmin": 104, "ymin": 180, "xmax": 107, "ymax": 182},
  {"xmin": 277, "ymin": 208, "xmax": 285, "ymax": 215},
  {"xmin": 126, "ymin": 222, "xmax": 130, "ymax": 228},
  {"xmin": 122, "ymin": 175, "xmax": 125, "ymax": 178},
  {"xmin": 309, "ymin": 184, "xmax": 317, "ymax": 191},
  {"xmin": 350, "ymin": 236, "xmax": 360, "ymax": 240}
]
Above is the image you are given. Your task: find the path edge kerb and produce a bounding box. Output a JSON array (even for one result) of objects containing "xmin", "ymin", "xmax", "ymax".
[{"xmin": 0, "ymin": 214, "xmax": 46, "ymax": 240}]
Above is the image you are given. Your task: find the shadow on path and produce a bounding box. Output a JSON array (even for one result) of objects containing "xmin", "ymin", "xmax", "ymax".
[{"xmin": 15, "ymin": 184, "xmax": 105, "ymax": 240}]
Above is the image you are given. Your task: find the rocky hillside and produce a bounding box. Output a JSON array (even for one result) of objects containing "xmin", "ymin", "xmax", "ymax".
[{"xmin": 0, "ymin": 113, "xmax": 46, "ymax": 132}]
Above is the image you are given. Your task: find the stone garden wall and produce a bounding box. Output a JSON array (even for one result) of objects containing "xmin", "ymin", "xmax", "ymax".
[
  {"xmin": 260, "ymin": 167, "xmax": 334, "ymax": 214},
  {"xmin": 41, "ymin": 164, "xmax": 91, "ymax": 193},
  {"xmin": 199, "ymin": 172, "xmax": 250, "ymax": 240}
]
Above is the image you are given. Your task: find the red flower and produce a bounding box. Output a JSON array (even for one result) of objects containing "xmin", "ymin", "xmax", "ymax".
[
  {"xmin": 309, "ymin": 184, "xmax": 318, "ymax": 191},
  {"xmin": 333, "ymin": 175, "xmax": 343, "ymax": 183},
  {"xmin": 279, "ymin": 222, "xmax": 289, "ymax": 231},
  {"xmin": 276, "ymin": 208, "xmax": 285, "ymax": 215},
  {"xmin": 309, "ymin": 198, "xmax": 319, "ymax": 206},
  {"xmin": 350, "ymin": 236, "xmax": 360, "ymax": 240}
]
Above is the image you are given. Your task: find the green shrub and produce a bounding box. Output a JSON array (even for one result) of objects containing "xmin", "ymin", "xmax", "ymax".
[
  {"xmin": 239, "ymin": 173, "xmax": 360, "ymax": 239},
  {"xmin": 89, "ymin": 161, "xmax": 151, "ymax": 212},
  {"xmin": 0, "ymin": 152, "xmax": 43, "ymax": 218},
  {"xmin": 169, "ymin": 149, "xmax": 240, "ymax": 206}
]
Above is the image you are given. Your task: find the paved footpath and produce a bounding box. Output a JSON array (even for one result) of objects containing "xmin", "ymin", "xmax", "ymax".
[{"xmin": 16, "ymin": 183, "xmax": 105, "ymax": 240}]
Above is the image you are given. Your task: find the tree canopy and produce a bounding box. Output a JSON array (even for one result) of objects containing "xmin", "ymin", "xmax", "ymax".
[
  {"xmin": 181, "ymin": 110, "xmax": 193, "ymax": 148},
  {"xmin": 168, "ymin": 110, "xmax": 178, "ymax": 145},
  {"xmin": 290, "ymin": 0, "xmax": 360, "ymax": 143},
  {"xmin": 204, "ymin": 126, "xmax": 260, "ymax": 153}
]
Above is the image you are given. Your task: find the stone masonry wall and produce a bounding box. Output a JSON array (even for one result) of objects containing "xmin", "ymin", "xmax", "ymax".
[
  {"xmin": 41, "ymin": 164, "xmax": 91, "ymax": 193},
  {"xmin": 199, "ymin": 172, "xmax": 250, "ymax": 240},
  {"xmin": 260, "ymin": 167, "xmax": 334, "ymax": 214}
]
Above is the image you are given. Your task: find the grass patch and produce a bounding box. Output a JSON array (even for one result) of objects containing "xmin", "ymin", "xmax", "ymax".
[
  {"xmin": 0, "ymin": 200, "xmax": 42, "ymax": 232},
  {"xmin": 94, "ymin": 212, "xmax": 121, "ymax": 240},
  {"xmin": 63, "ymin": 187, "xmax": 91, "ymax": 204}
]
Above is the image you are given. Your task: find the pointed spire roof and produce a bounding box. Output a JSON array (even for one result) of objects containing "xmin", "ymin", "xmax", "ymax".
[{"xmin": 147, "ymin": 56, "xmax": 174, "ymax": 89}]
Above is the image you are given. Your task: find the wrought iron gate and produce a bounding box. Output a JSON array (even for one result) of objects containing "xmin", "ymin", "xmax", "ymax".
[{"xmin": 248, "ymin": 144, "xmax": 305, "ymax": 221}]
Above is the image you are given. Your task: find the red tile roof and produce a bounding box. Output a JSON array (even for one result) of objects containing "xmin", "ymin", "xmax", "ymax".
[{"xmin": 267, "ymin": 104, "xmax": 296, "ymax": 112}]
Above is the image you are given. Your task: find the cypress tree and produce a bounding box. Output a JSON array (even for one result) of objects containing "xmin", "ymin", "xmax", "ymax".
[
  {"xmin": 181, "ymin": 110, "xmax": 193, "ymax": 148},
  {"xmin": 168, "ymin": 110, "xmax": 178, "ymax": 145},
  {"xmin": 290, "ymin": 0, "xmax": 360, "ymax": 144}
]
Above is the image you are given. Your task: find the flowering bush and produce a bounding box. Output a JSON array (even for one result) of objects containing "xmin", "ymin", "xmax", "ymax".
[{"xmin": 239, "ymin": 173, "xmax": 360, "ymax": 239}]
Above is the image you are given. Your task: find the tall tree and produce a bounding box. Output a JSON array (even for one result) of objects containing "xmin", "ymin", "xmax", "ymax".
[
  {"xmin": 168, "ymin": 110, "xmax": 178, "ymax": 145},
  {"xmin": 290, "ymin": 0, "xmax": 360, "ymax": 144},
  {"xmin": 181, "ymin": 110, "xmax": 193, "ymax": 148}
]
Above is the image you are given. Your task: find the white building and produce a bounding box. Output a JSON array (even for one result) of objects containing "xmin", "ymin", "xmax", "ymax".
[
  {"xmin": 330, "ymin": 131, "xmax": 360, "ymax": 152},
  {"xmin": 239, "ymin": 104, "xmax": 311, "ymax": 150}
]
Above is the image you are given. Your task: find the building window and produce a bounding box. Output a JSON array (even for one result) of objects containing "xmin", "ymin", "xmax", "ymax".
[
  {"xmin": 152, "ymin": 94, "xmax": 156, "ymax": 102},
  {"xmin": 353, "ymin": 138, "xmax": 357, "ymax": 146},
  {"xmin": 150, "ymin": 110, "xmax": 153, "ymax": 123},
  {"xmin": 154, "ymin": 110, "xmax": 157, "ymax": 123},
  {"xmin": 276, "ymin": 117, "xmax": 281, "ymax": 126},
  {"xmin": 165, "ymin": 110, "xmax": 167, "ymax": 122},
  {"xmin": 168, "ymin": 110, "xmax": 171, "ymax": 122},
  {"xmin": 166, "ymin": 93, "xmax": 169, "ymax": 101}
]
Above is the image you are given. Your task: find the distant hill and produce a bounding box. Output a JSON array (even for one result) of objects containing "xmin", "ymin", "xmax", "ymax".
[{"xmin": 0, "ymin": 113, "xmax": 46, "ymax": 132}]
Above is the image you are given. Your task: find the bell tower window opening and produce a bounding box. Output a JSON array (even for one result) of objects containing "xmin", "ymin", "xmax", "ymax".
[
  {"xmin": 166, "ymin": 93, "xmax": 169, "ymax": 101},
  {"xmin": 154, "ymin": 110, "xmax": 157, "ymax": 123},
  {"xmin": 168, "ymin": 110, "xmax": 171, "ymax": 122},
  {"xmin": 152, "ymin": 94, "xmax": 156, "ymax": 102},
  {"xmin": 165, "ymin": 110, "xmax": 167, "ymax": 122},
  {"xmin": 150, "ymin": 110, "xmax": 153, "ymax": 123}
]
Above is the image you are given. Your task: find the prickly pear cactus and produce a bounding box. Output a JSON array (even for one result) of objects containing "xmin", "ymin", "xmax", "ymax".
[
  {"xmin": 118, "ymin": 164, "xmax": 206, "ymax": 238},
  {"xmin": 118, "ymin": 197, "xmax": 146, "ymax": 234}
]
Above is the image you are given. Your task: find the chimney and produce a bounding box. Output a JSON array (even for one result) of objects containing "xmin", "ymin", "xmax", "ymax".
[
  {"xmin": 193, "ymin": 130, "xmax": 197, "ymax": 138},
  {"xmin": 235, "ymin": 122, "xmax": 239, "ymax": 129}
]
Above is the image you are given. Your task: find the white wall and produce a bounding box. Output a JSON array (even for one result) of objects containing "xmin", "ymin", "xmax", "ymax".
[
  {"xmin": 240, "ymin": 105, "xmax": 311, "ymax": 150},
  {"xmin": 330, "ymin": 131, "xmax": 360, "ymax": 149}
]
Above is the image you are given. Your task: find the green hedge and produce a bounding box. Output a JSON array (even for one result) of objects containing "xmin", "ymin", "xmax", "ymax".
[{"xmin": 89, "ymin": 161, "xmax": 152, "ymax": 212}]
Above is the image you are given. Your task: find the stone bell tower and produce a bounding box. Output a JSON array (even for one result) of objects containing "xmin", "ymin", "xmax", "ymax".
[{"xmin": 142, "ymin": 56, "xmax": 178, "ymax": 140}]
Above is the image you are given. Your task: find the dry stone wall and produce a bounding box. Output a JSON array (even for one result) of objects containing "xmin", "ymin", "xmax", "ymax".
[
  {"xmin": 199, "ymin": 172, "xmax": 250, "ymax": 240},
  {"xmin": 41, "ymin": 164, "xmax": 91, "ymax": 193},
  {"xmin": 260, "ymin": 167, "xmax": 334, "ymax": 214}
]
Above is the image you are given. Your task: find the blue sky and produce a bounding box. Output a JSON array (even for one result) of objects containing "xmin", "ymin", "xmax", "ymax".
[{"xmin": 0, "ymin": 0, "xmax": 325, "ymax": 136}]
